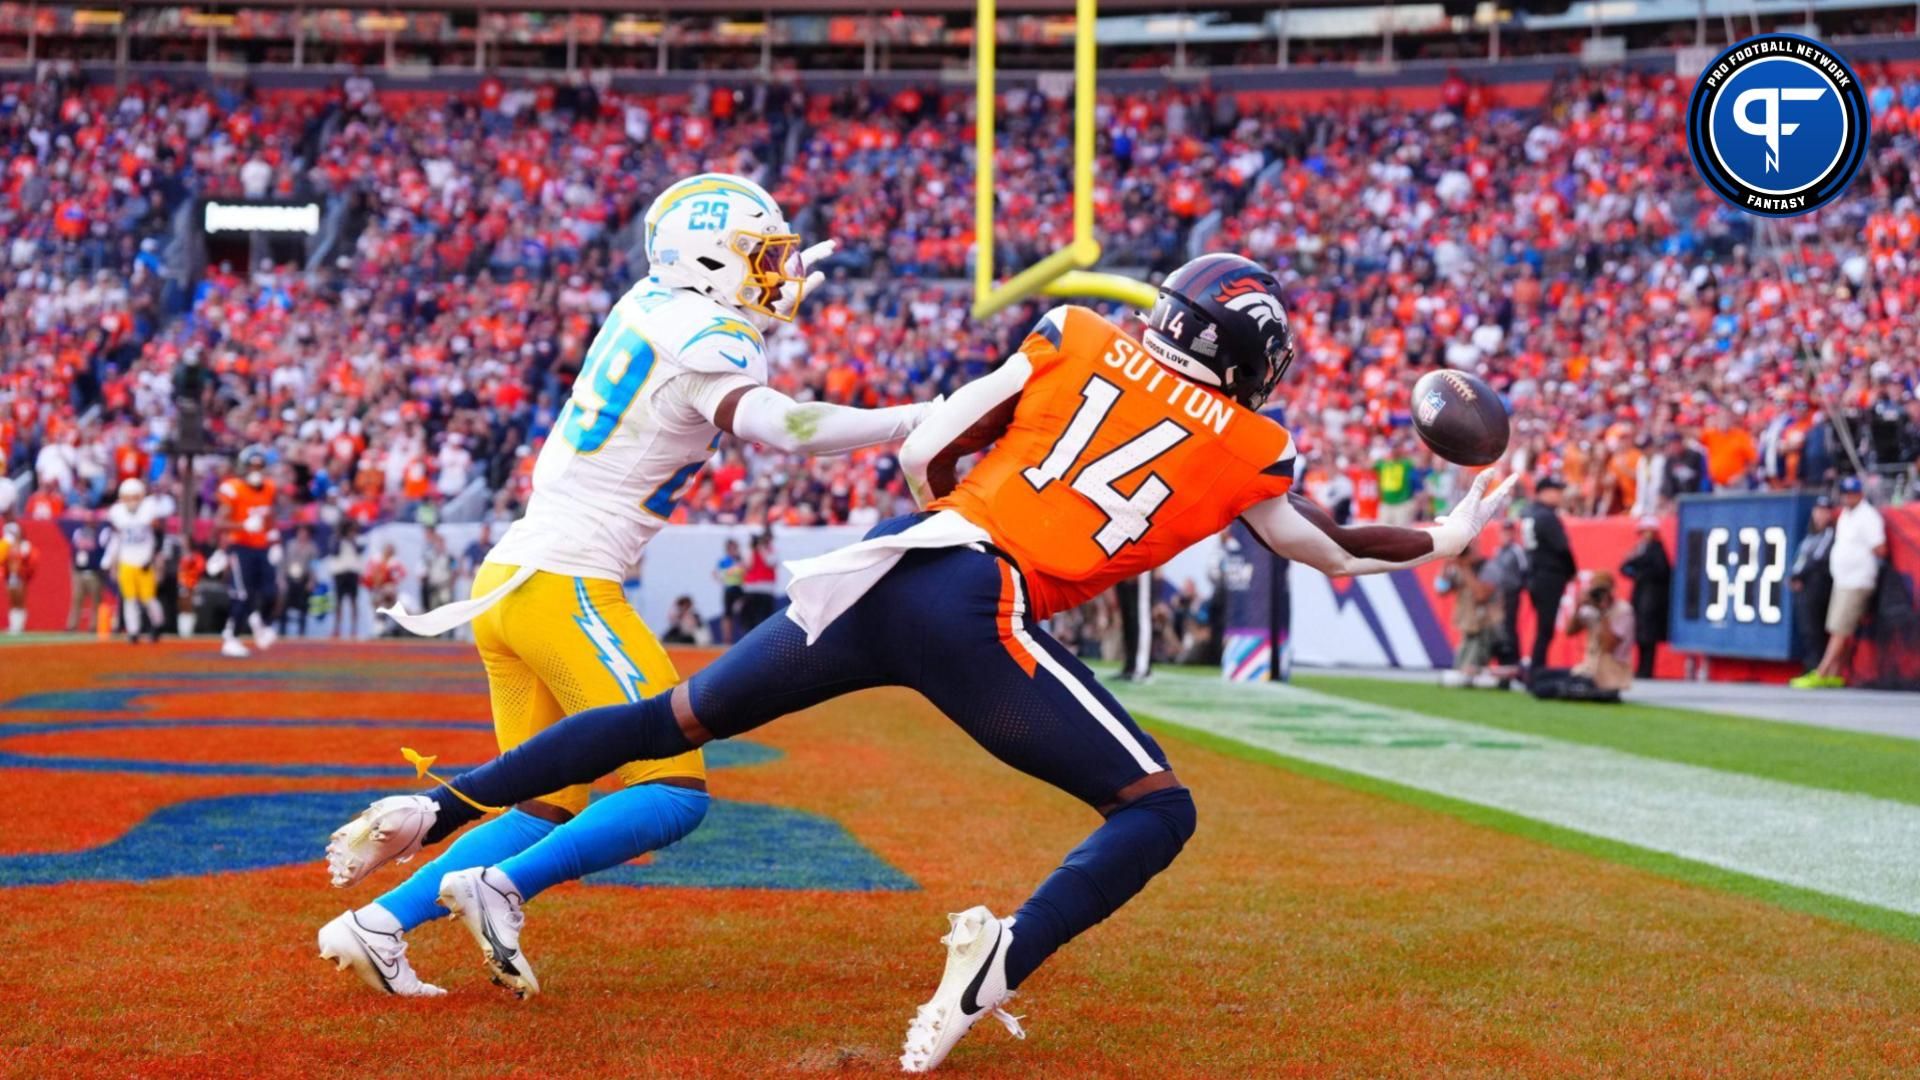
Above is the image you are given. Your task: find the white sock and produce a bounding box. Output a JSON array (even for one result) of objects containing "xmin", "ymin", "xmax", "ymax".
[
  {"xmin": 7, "ymin": 609, "xmax": 23, "ymax": 634},
  {"xmin": 483, "ymin": 866, "xmax": 522, "ymax": 896},
  {"xmin": 178, "ymin": 612, "xmax": 195, "ymax": 638},
  {"xmin": 356, "ymin": 903, "xmax": 403, "ymax": 935}
]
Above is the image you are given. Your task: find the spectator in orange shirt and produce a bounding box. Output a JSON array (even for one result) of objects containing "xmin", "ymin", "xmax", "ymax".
[
  {"xmin": 1599, "ymin": 439, "xmax": 1639, "ymax": 517},
  {"xmin": 23, "ymin": 490, "xmax": 64, "ymax": 521},
  {"xmin": 112, "ymin": 442, "xmax": 149, "ymax": 486},
  {"xmin": 1701, "ymin": 412, "xmax": 1759, "ymax": 489}
]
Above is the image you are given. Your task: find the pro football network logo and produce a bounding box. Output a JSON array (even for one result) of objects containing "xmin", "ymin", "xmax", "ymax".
[{"xmin": 1686, "ymin": 33, "xmax": 1869, "ymax": 217}]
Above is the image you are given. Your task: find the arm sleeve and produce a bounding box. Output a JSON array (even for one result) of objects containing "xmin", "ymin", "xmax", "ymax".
[
  {"xmin": 668, "ymin": 370, "xmax": 928, "ymax": 457},
  {"xmin": 898, "ymin": 354, "xmax": 1032, "ymax": 509}
]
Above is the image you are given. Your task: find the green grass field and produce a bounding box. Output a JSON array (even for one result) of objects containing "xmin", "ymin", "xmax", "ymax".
[
  {"xmin": 1109, "ymin": 669, "xmax": 1920, "ymax": 944},
  {"xmin": 1295, "ymin": 674, "xmax": 1920, "ymax": 805}
]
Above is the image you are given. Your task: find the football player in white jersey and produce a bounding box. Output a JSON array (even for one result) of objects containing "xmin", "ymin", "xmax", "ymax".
[
  {"xmin": 320, "ymin": 172, "xmax": 934, "ymax": 999},
  {"xmin": 104, "ymin": 479, "xmax": 171, "ymax": 643}
]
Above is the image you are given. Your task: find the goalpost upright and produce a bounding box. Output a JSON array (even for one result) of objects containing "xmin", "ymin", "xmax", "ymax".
[{"xmin": 971, "ymin": 0, "xmax": 1159, "ymax": 320}]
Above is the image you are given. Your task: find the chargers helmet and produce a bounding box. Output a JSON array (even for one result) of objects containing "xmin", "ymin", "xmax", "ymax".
[
  {"xmin": 643, "ymin": 173, "xmax": 807, "ymax": 328},
  {"xmin": 1141, "ymin": 254, "xmax": 1295, "ymax": 410}
]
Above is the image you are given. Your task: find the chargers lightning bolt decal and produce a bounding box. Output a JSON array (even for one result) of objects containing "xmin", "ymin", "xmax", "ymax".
[
  {"xmin": 683, "ymin": 317, "xmax": 764, "ymax": 365},
  {"xmin": 572, "ymin": 579, "xmax": 647, "ymax": 703}
]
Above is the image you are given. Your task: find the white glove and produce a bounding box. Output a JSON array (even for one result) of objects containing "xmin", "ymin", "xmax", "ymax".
[
  {"xmin": 771, "ymin": 239, "xmax": 836, "ymax": 321},
  {"xmin": 1429, "ymin": 470, "xmax": 1519, "ymax": 558},
  {"xmin": 268, "ymin": 543, "xmax": 284, "ymax": 568}
]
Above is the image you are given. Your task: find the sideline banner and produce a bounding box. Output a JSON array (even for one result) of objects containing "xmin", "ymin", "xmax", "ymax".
[
  {"xmin": 1853, "ymin": 504, "xmax": 1920, "ymax": 690},
  {"xmin": 1220, "ymin": 523, "xmax": 1288, "ymax": 682}
]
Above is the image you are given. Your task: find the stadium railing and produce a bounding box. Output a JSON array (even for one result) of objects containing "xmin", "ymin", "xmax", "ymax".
[{"xmin": 37, "ymin": 32, "xmax": 1920, "ymax": 94}]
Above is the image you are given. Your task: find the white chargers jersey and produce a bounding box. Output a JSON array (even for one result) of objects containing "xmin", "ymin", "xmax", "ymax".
[
  {"xmin": 107, "ymin": 498, "xmax": 167, "ymax": 569},
  {"xmin": 487, "ymin": 280, "xmax": 768, "ymax": 581}
]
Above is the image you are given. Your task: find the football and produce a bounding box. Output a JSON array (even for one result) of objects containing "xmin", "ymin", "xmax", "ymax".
[{"xmin": 1410, "ymin": 368, "xmax": 1510, "ymax": 466}]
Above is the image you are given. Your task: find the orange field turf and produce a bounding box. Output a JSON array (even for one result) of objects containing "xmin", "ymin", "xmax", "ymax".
[{"xmin": 3, "ymin": 640, "xmax": 1919, "ymax": 1078}]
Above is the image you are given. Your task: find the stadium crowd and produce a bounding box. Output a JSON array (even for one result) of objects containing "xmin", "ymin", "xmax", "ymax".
[{"xmin": 3, "ymin": 61, "xmax": 1920, "ymax": 565}]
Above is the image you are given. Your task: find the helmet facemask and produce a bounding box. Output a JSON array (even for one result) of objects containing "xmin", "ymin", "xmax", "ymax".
[
  {"xmin": 729, "ymin": 231, "xmax": 805, "ymax": 322},
  {"xmin": 1239, "ymin": 333, "xmax": 1295, "ymax": 411}
]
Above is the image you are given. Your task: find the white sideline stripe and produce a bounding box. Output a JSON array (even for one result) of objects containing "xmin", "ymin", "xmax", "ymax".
[
  {"xmin": 1111, "ymin": 671, "xmax": 1920, "ymax": 916},
  {"xmin": 1010, "ymin": 572, "xmax": 1163, "ymax": 776}
]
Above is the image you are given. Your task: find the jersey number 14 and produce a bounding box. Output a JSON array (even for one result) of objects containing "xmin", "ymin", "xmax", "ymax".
[{"xmin": 1022, "ymin": 375, "xmax": 1191, "ymax": 555}]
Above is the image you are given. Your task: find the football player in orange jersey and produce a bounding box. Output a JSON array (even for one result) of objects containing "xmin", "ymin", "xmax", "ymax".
[
  {"xmin": 2, "ymin": 520, "xmax": 37, "ymax": 635},
  {"xmin": 213, "ymin": 449, "xmax": 282, "ymax": 658},
  {"xmin": 324, "ymin": 254, "xmax": 1516, "ymax": 1070}
]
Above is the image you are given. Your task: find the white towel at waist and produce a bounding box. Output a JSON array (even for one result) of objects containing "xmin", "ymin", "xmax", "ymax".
[
  {"xmin": 783, "ymin": 510, "xmax": 992, "ymax": 644},
  {"xmin": 378, "ymin": 562, "xmax": 538, "ymax": 638}
]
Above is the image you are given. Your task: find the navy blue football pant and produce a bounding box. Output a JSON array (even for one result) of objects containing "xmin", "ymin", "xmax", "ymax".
[
  {"xmin": 227, "ymin": 546, "xmax": 277, "ymax": 638},
  {"xmin": 423, "ymin": 516, "xmax": 1198, "ymax": 988}
]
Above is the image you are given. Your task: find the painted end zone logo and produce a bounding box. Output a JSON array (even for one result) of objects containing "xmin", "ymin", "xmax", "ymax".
[{"xmin": 1686, "ymin": 34, "xmax": 1868, "ymax": 217}]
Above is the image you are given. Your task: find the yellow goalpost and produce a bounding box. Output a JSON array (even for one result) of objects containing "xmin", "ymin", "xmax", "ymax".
[{"xmin": 971, "ymin": 0, "xmax": 1159, "ymax": 320}]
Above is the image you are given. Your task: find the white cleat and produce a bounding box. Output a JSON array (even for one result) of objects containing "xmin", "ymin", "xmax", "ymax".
[
  {"xmin": 317, "ymin": 909, "xmax": 445, "ymax": 997},
  {"xmin": 899, "ymin": 906, "xmax": 1026, "ymax": 1073},
  {"xmin": 326, "ymin": 795, "xmax": 438, "ymax": 887},
  {"xmin": 253, "ymin": 624, "xmax": 277, "ymax": 651},
  {"xmin": 220, "ymin": 637, "xmax": 251, "ymax": 659},
  {"xmin": 439, "ymin": 867, "xmax": 540, "ymax": 999}
]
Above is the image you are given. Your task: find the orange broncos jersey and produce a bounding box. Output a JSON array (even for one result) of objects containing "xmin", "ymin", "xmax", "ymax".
[
  {"xmin": 217, "ymin": 477, "xmax": 278, "ymax": 549},
  {"xmin": 935, "ymin": 305, "xmax": 1295, "ymax": 619}
]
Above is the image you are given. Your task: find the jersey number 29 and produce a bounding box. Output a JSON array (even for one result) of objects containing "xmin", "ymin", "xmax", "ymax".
[
  {"xmin": 1023, "ymin": 375, "xmax": 1190, "ymax": 555},
  {"xmin": 566, "ymin": 321, "xmax": 656, "ymax": 454}
]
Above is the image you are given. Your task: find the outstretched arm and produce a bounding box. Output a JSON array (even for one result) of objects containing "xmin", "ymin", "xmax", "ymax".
[
  {"xmin": 665, "ymin": 370, "xmax": 934, "ymax": 456},
  {"xmin": 717, "ymin": 383, "xmax": 932, "ymax": 456},
  {"xmin": 897, "ymin": 354, "xmax": 1030, "ymax": 508},
  {"xmin": 1242, "ymin": 470, "xmax": 1517, "ymax": 576}
]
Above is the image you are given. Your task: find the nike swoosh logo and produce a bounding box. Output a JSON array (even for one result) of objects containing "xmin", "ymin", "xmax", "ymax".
[
  {"xmin": 718, "ymin": 350, "xmax": 749, "ymax": 369},
  {"xmin": 478, "ymin": 881, "xmax": 523, "ymax": 973},
  {"xmin": 958, "ymin": 921, "xmax": 1004, "ymax": 1016},
  {"xmin": 352, "ymin": 916, "xmax": 402, "ymax": 985},
  {"xmin": 482, "ymin": 918, "xmax": 520, "ymax": 972}
]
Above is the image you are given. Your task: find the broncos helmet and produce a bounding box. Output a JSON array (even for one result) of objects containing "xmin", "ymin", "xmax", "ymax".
[{"xmin": 1140, "ymin": 254, "xmax": 1295, "ymax": 410}]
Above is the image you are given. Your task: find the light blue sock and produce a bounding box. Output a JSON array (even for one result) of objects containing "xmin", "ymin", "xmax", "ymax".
[
  {"xmin": 496, "ymin": 785, "xmax": 710, "ymax": 900},
  {"xmin": 372, "ymin": 808, "xmax": 557, "ymax": 930}
]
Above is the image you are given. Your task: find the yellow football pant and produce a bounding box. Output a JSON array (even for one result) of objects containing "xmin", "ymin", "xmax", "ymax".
[
  {"xmin": 470, "ymin": 562, "xmax": 702, "ymax": 815},
  {"xmin": 117, "ymin": 562, "xmax": 158, "ymax": 603}
]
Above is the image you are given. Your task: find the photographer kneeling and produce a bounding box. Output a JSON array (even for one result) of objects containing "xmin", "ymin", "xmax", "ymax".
[{"xmin": 1529, "ymin": 571, "xmax": 1634, "ymax": 703}]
